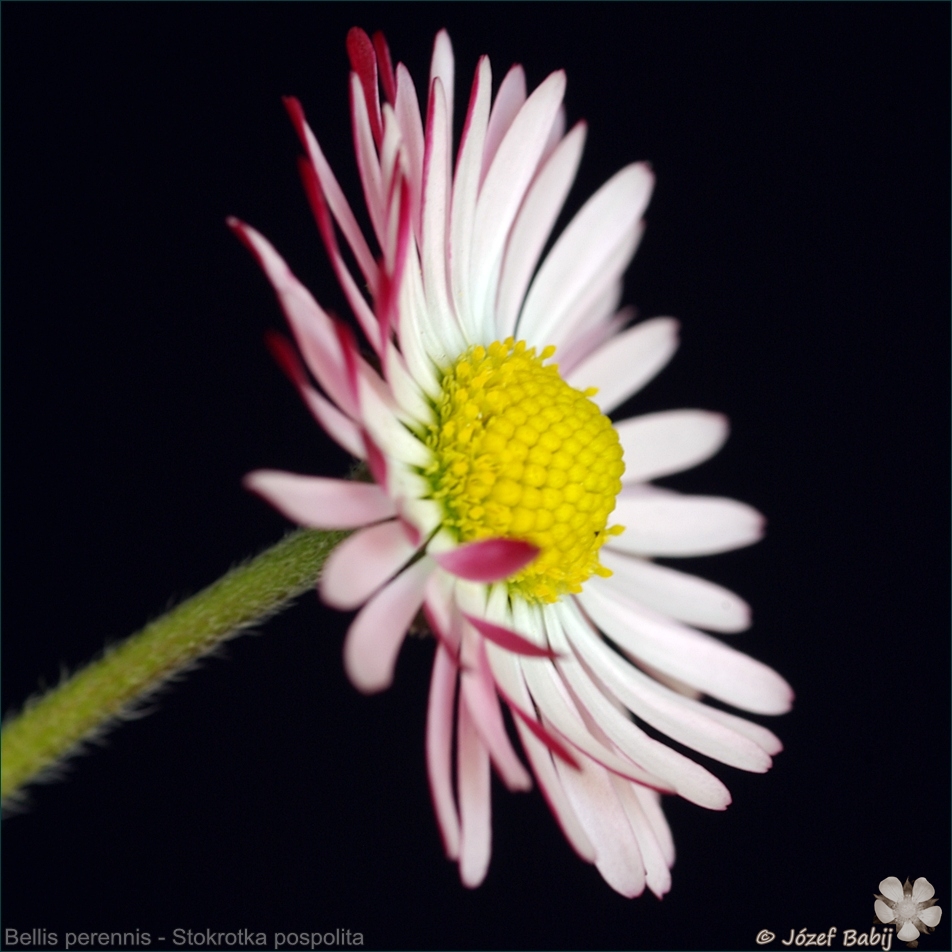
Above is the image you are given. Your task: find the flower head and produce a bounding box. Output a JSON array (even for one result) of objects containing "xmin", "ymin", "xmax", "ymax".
[
  {"xmin": 875, "ymin": 877, "xmax": 943, "ymax": 944},
  {"xmin": 232, "ymin": 27, "xmax": 793, "ymax": 896}
]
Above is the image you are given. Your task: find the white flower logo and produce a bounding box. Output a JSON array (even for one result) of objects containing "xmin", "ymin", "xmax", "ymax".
[{"xmin": 875, "ymin": 877, "xmax": 942, "ymax": 946}]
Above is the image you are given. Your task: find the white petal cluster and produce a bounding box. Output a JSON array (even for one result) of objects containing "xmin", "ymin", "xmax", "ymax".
[{"xmin": 234, "ymin": 27, "xmax": 793, "ymax": 896}]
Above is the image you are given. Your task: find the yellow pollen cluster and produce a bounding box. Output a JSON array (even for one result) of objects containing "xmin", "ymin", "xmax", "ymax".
[{"xmin": 422, "ymin": 338, "xmax": 625, "ymax": 603}]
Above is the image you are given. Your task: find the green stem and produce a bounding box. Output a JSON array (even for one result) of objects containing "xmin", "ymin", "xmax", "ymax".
[{"xmin": 1, "ymin": 527, "xmax": 346, "ymax": 806}]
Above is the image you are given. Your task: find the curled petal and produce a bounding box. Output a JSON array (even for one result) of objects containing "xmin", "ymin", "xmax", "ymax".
[{"xmin": 433, "ymin": 538, "xmax": 539, "ymax": 582}]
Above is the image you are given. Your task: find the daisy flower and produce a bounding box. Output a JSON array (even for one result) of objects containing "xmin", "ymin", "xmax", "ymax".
[{"xmin": 231, "ymin": 27, "xmax": 793, "ymax": 897}]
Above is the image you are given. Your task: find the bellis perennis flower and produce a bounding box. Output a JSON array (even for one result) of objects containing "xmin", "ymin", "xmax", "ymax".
[{"xmin": 231, "ymin": 27, "xmax": 793, "ymax": 896}]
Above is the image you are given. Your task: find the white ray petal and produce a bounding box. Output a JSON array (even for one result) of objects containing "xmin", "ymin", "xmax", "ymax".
[
  {"xmin": 598, "ymin": 548, "xmax": 751, "ymax": 633},
  {"xmin": 565, "ymin": 317, "xmax": 679, "ymax": 414},
  {"xmin": 518, "ymin": 163, "xmax": 653, "ymax": 347},
  {"xmin": 609, "ymin": 488, "xmax": 765, "ymax": 557},
  {"xmin": 579, "ymin": 583, "xmax": 794, "ymax": 715},
  {"xmin": 457, "ymin": 695, "xmax": 492, "ymax": 887},
  {"xmin": 243, "ymin": 471, "xmax": 395, "ymax": 528},
  {"xmin": 616, "ymin": 410, "xmax": 729, "ymax": 483}
]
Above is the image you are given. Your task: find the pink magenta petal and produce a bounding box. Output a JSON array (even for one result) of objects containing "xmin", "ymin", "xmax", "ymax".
[
  {"xmin": 432, "ymin": 538, "xmax": 539, "ymax": 582},
  {"xmin": 343, "ymin": 558, "xmax": 433, "ymax": 694},
  {"xmin": 426, "ymin": 644, "xmax": 461, "ymax": 860},
  {"xmin": 372, "ymin": 31, "xmax": 397, "ymax": 105},
  {"xmin": 456, "ymin": 695, "xmax": 492, "ymax": 888},
  {"xmin": 346, "ymin": 27, "xmax": 383, "ymax": 146},
  {"xmin": 320, "ymin": 520, "xmax": 418, "ymax": 610},
  {"xmin": 243, "ymin": 470, "xmax": 395, "ymax": 529},
  {"xmin": 460, "ymin": 664, "xmax": 532, "ymax": 792},
  {"xmin": 464, "ymin": 613, "xmax": 560, "ymax": 658}
]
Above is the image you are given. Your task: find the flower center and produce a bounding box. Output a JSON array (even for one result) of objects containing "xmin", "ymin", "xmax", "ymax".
[
  {"xmin": 897, "ymin": 898, "xmax": 918, "ymax": 921},
  {"xmin": 422, "ymin": 338, "xmax": 625, "ymax": 603}
]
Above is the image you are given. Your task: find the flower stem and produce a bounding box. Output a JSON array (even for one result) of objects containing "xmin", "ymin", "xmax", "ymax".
[{"xmin": 1, "ymin": 527, "xmax": 346, "ymax": 806}]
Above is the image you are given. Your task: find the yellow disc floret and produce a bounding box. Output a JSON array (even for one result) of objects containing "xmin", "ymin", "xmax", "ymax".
[{"xmin": 422, "ymin": 338, "xmax": 626, "ymax": 603}]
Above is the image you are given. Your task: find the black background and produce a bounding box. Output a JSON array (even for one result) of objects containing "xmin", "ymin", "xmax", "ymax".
[{"xmin": 3, "ymin": 4, "xmax": 949, "ymax": 951}]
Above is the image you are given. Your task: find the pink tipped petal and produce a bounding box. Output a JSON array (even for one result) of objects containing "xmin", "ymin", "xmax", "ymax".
[
  {"xmin": 433, "ymin": 537, "xmax": 539, "ymax": 582},
  {"xmin": 616, "ymin": 410, "xmax": 730, "ymax": 483},
  {"xmin": 264, "ymin": 332, "xmax": 365, "ymax": 459},
  {"xmin": 429, "ymin": 30, "xmax": 455, "ymax": 143},
  {"xmin": 518, "ymin": 163, "xmax": 654, "ymax": 348},
  {"xmin": 609, "ymin": 490, "xmax": 765, "ymax": 557},
  {"xmin": 372, "ymin": 31, "xmax": 397, "ymax": 104},
  {"xmin": 464, "ymin": 613, "xmax": 561, "ymax": 658},
  {"xmin": 460, "ymin": 662, "xmax": 532, "ymax": 792},
  {"xmin": 579, "ymin": 583, "xmax": 795, "ymax": 716},
  {"xmin": 394, "ymin": 63, "xmax": 426, "ymax": 239},
  {"xmin": 598, "ymin": 548, "xmax": 751, "ymax": 633},
  {"xmin": 426, "ymin": 645, "xmax": 461, "ymax": 860},
  {"xmin": 228, "ymin": 220, "xmax": 356, "ymax": 417},
  {"xmin": 282, "ymin": 98, "xmax": 379, "ymax": 292},
  {"xmin": 565, "ymin": 316, "xmax": 679, "ymax": 414},
  {"xmin": 343, "ymin": 557, "xmax": 433, "ymax": 694},
  {"xmin": 243, "ymin": 470, "xmax": 395, "ymax": 528},
  {"xmin": 320, "ymin": 520, "xmax": 418, "ymax": 610},
  {"xmin": 457, "ymin": 697, "xmax": 492, "ymax": 888},
  {"xmin": 346, "ymin": 27, "xmax": 383, "ymax": 145},
  {"xmin": 349, "ymin": 72, "xmax": 385, "ymax": 246}
]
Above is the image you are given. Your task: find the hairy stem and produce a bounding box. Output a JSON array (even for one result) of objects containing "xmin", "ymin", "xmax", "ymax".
[{"xmin": 1, "ymin": 527, "xmax": 346, "ymax": 806}]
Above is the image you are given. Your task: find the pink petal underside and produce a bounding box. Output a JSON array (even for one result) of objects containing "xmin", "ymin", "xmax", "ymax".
[
  {"xmin": 456, "ymin": 695, "xmax": 492, "ymax": 888},
  {"xmin": 494, "ymin": 121, "xmax": 587, "ymax": 342},
  {"xmin": 227, "ymin": 220, "xmax": 357, "ymax": 417},
  {"xmin": 263, "ymin": 332, "xmax": 365, "ymax": 459},
  {"xmin": 565, "ymin": 316, "xmax": 680, "ymax": 414},
  {"xmin": 553, "ymin": 739, "xmax": 647, "ymax": 898},
  {"xmin": 518, "ymin": 163, "xmax": 654, "ymax": 348},
  {"xmin": 372, "ymin": 31, "xmax": 397, "ymax": 105},
  {"xmin": 485, "ymin": 644, "xmax": 595, "ymax": 862},
  {"xmin": 346, "ymin": 27, "xmax": 383, "ymax": 146},
  {"xmin": 610, "ymin": 776, "xmax": 672, "ymax": 899},
  {"xmin": 608, "ymin": 489, "xmax": 765, "ymax": 557},
  {"xmin": 421, "ymin": 77, "xmax": 468, "ymax": 358},
  {"xmin": 394, "ymin": 63, "xmax": 426, "ymax": 241},
  {"xmin": 559, "ymin": 600, "xmax": 772, "ymax": 773},
  {"xmin": 429, "ymin": 29, "xmax": 455, "ymax": 146},
  {"xmin": 449, "ymin": 56, "xmax": 491, "ymax": 337},
  {"xmin": 480, "ymin": 64, "xmax": 527, "ymax": 189},
  {"xmin": 616, "ymin": 409, "xmax": 730, "ymax": 483},
  {"xmin": 579, "ymin": 583, "xmax": 795, "ymax": 716},
  {"xmin": 319, "ymin": 519, "xmax": 418, "ymax": 610},
  {"xmin": 282, "ymin": 97, "xmax": 379, "ymax": 293},
  {"xmin": 350, "ymin": 72, "xmax": 386, "ymax": 249},
  {"xmin": 426, "ymin": 644, "xmax": 461, "ymax": 860},
  {"xmin": 460, "ymin": 662, "xmax": 533, "ymax": 792},
  {"xmin": 463, "ymin": 613, "xmax": 560, "ymax": 658},
  {"xmin": 470, "ymin": 70, "xmax": 566, "ymax": 327},
  {"xmin": 243, "ymin": 470, "xmax": 395, "ymax": 529},
  {"xmin": 343, "ymin": 557, "xmax": 433, "ymax": 694},
  {"xmin": 296, "ymin": 157, "xmax": 382, "ymax": 355},
  {"xmin": 432, "ymin": 538, "xmax": 539, "ymax": 583},
  {"xmin": 597, "ymin": 547, "xmax": 751, "ymax": 634}
]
